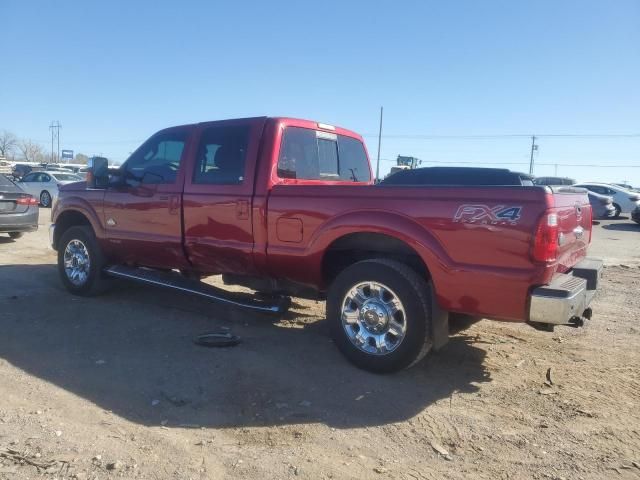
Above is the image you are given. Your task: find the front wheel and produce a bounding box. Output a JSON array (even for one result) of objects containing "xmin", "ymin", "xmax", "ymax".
[
  {"xmin": 57, "ymin": 226, "xmax": 109, "ymax": 296},
  {"xmin": 327, "ymin": 259, "xmax": 432, "ymax": 373}
]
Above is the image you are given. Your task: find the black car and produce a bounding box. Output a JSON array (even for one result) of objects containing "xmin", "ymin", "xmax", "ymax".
[
  {"xmin": 381, "ymin": 167, "xmax": 535, "ymax": 186},
  {"xmin": 11, "ymin": 163, "xmax": 33, "ymax": 179},
  {"xmin": 0, "ymin": 174, "xmax": 39, "ymax": 239},
  {"xmin": 632, "ymin": 205, "xmax": 640, "ymax": 225}
]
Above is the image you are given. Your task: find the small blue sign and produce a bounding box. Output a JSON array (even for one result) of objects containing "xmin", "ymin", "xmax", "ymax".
[{"xmin": 61, "ymin": 150, "xmax": 74, "ymax": 159}]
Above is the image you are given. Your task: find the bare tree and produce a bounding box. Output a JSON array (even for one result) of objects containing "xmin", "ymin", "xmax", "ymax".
[
  {"xmin": 0, "ymin": 130, "xmax": 17, "ymax": 158},
  {"xmin": 74, "ymin": 153, "xmax": 89, "ymax": 165},
  {"xmin": 17, "ymin": 139, "xmax": 46, "ymax": 163}
]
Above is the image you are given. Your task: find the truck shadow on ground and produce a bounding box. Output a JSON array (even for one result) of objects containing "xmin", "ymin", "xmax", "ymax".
[
  {"xmin": 602, "ymin": 222, "xmax": 639, "ymax": 232},
  {"xmin": 0, "ymin": 264, "xmax": 490, "ymax": 430}
]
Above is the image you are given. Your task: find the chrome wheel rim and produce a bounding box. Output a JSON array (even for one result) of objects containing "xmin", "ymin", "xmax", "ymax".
[
  {"xmin": 341, "ymin": 281, "xmax": 407, "ymax": 355},
  {"xmin": 63, "ymin": 239, "xmax": 91, "ymax": 286}
]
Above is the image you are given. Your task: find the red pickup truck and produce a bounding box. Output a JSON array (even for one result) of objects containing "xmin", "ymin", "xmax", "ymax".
[{"xmin": 50, "ymin": 117, "xmax": 602, "ymax": 372}]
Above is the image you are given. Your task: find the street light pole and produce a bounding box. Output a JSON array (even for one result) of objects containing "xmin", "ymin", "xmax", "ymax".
[
  {"xmin": 528, "ymin": 135, "xmax": 537, "ymax": 175},
  {"xmin": 375, "ymin": 106, "xmax": 383, "ymax": 182}
]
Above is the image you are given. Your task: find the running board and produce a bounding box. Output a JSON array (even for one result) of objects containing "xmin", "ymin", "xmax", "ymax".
[{"xmin": 104, "ymin": 265, "xmax": 290, "ymax": 315}]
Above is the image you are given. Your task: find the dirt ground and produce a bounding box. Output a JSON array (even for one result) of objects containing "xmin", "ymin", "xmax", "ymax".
[{"xmin": 1, "ymin": 210, "xmax": 639, "ymax": 480}]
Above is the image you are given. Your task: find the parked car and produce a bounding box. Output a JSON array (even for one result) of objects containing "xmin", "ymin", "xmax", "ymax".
[
  {"xmin": 50, "ymin": 116, "xmax": 601, "ymax": 373},
  {"xmin": 534, "ymin": 176, "xmax": 576, "ymax": 186},
  {"xmin": 613, "ymin": 183, "xmax": 639, "ymax": 192},
  {"xmin": 18, "ymin": 171, "xmax": 83, "ymax": 207},
  {"xmin": 587, "ymin": 191, "xmax": 616, "ymax": 219},
  {"xmin": 632, "ymin": 205, "xmax": 640, "ymax": 225},
  {"xmin": 572, "ymin": 182, "xmax": 640, "ymax": 217},
  {"xmin": 0, "ymin": 174, "xmax": 39, "ymax": 238},
  {"xmin": 382, "ymin": 167, "xmax": 535, "ymax": 186}
]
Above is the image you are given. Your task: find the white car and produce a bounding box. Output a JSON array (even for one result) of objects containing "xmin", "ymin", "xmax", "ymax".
[
  {"xmin": 573, "ymin": 182, "xmax": 640, "ymax": 217},
  {"xmin": 18, "ymin": 171, "xmax": 83, "ymax": 207}
]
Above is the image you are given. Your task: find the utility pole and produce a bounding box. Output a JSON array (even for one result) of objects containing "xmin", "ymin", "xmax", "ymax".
[
  {"xmin": 49, "ymin": 121, "xmax": 61, "ymax": 163},
  {"xmin": 554, "ymin": 164, "xmax": 558, "ymax": 176},
  {"xmin": 375, "ymin": 106, "xmax": 383, "ymax": 182},
  {"xmin": 528, "ymin": 135, "xmax": 538, "ymax": 175}
]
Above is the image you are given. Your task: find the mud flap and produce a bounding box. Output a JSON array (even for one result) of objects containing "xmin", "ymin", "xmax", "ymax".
[{"xmin": 430, "ymin": 282, "xmax": 450, "ymax": 350}]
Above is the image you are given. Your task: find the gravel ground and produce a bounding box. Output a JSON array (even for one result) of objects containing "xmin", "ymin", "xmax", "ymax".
[{"xmin": 0, "ymin": 210, "xmax": 639, "ymax": 480}]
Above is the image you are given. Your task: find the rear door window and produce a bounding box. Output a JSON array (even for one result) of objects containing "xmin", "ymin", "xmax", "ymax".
[
  {"xmin": 277, "ymin": 126, "xmax": 370, "ymax": 182},
  {"xmin": 192, "ymin": 125, "xmax": 250, "ymax": 185}
]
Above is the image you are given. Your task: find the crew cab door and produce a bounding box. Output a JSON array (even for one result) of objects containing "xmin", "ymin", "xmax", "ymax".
[
  {"xmin": 102, "ymin": 128, "xmax": 192, "ymax": 269},
  {"xmin": 182, "ymin": 118, "xmax": 265, "ymax": 275}
]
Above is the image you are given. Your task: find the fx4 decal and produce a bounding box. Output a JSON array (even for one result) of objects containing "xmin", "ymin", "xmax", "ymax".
[{"xmin": 453, "ymin": 204, "xmax": 523, "ymax": 225}]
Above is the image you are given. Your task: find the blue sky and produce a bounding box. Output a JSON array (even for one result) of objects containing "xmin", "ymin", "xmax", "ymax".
[{"xmin": 2, "ymin": 0, "xmax": 639, "ymax": 184}]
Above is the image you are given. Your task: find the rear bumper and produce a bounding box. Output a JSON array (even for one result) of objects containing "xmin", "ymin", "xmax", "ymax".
[
  {"xmin": 0, "ymin": 208, "xmax": 39, "ymax": 233},
  {"xmin": 529, "ymin": 257, "xmax": 603, "ymax": 326}
]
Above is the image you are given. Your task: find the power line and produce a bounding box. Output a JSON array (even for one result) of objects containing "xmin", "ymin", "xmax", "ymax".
[
  {"xmin": 362, "ymin": 133, "xmax": 640, "ymax": 139},
  {"xmin": 378, "ymin": 158, "xmax": 640, "ymax": 168}
]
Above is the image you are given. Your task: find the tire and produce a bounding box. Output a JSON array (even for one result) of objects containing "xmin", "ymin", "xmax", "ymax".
[
  {"xmin": 327, "ymin": 259, "xmax": 432, "ymax": 373},
  {"xmin": 613, "ymin": 203, "xmax": 622, "ymax": 218},
  {"xmin": 8, "ymin": 232, "xmax": 24, "ymax": 239},
  {"xmin": 57, "ymin": 225, "xmax": 109, "ymax": 296},
  {"xmin": 40, "ymin": 190, "xmax": 52, "ymax": 207}
]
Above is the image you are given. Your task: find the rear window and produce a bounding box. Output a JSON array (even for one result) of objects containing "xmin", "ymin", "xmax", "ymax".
[
  {"xmin": 52, "ymin": 173, "xmax": 81, "ymax": 181},
  {"xmin": 277, "ymin": 127, "xmax": 370, "ymax": 182}
]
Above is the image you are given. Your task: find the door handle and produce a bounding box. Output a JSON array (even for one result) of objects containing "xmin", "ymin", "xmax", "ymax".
[
  {"xmin": 237, "ymin": 200, "xmax": 249, "ymax": 220},
  {"xmin": 159, "ymin": 195, "xmax": 169, "ymax": 200},
  {"xmin": 168, "ymin": 195, "xmax": 180, "ymax": 214}
]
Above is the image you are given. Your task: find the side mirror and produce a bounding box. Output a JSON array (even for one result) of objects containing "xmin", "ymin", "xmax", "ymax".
[{"xmin": 86, "ymin": 157, "xmax": 109, "ymax": 188}]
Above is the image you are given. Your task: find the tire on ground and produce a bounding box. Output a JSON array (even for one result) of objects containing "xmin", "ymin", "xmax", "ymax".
[
  {"xmin": 8, "ymin": 232, "xmax": 24, "ymax": 239},
  {"xmin": 326, "ymin": 258, "xmax": 432, "ymax": 373},
  {"xmin": 57, "ymin": 225, "xmax": 109, "ymax": 296}
]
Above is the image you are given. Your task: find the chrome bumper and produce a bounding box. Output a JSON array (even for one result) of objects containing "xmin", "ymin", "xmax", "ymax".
[
  {"xmin": 529, "ymin": 257, "xmax": 603, "ymax": 326},
  {"xmin": 49, "ymin": 224, "xmax": 56, "ymax": 250}
]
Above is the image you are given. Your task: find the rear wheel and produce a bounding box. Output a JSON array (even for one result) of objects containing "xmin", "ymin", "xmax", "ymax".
[
  {"xmin": 57, "ymin": 226, "xmax": 109, "ymax": 296},
  {"xmin": 327, "ymin": 259, "xmax": 432, "ymax": 373},
  {"xmin": 8, "ymin": 232, "xmax": 24, "ymax": 239},
  {"xmin": 613, "ymin": 203, "xmax": 622, "ymax": 218},
  {"xmin": 40, "ymin": 190, "xmax": 52, "ymax": 207}
]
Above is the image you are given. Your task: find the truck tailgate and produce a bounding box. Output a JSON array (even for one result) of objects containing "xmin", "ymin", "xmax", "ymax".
[{"xmin": 549, "ymin": 187, "xmax": 593, "ymax": 272}]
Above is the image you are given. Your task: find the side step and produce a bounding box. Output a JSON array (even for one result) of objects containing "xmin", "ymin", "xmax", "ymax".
[{"xmin": 104, "ymin": 265, "xmax": 290, "ymax": 315}]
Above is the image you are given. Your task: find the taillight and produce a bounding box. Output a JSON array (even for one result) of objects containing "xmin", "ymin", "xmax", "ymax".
[
  {"xmin": 532, "ymin": 212, "xmax": 559, "ymax": 263},
  {"xmin": 16, "ymin": 196, "xmax": 38, "ymax": 206}
]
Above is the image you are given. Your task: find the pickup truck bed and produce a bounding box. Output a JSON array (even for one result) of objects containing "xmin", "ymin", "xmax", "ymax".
[{"xmin": 50, "ymin": 117, "xmax": 602, "ymax": 372}]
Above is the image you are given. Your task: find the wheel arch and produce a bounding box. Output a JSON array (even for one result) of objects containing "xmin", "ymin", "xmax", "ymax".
[
  {"xmin": 53, "ymin": 209, "xmax": 94, "ymax": 250},
  {"xmin": 313, "ymin": 211, "xmax": 452, "ymax": 298}
]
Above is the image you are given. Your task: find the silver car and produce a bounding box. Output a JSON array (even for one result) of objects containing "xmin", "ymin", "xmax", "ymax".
[
  {"xmin": 17, "ymin": 171, "xmax": 83, "ymax": 207},
  {"xmin": 588, "ymin": 191, "xmax": 616, "ymax": 219}
]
